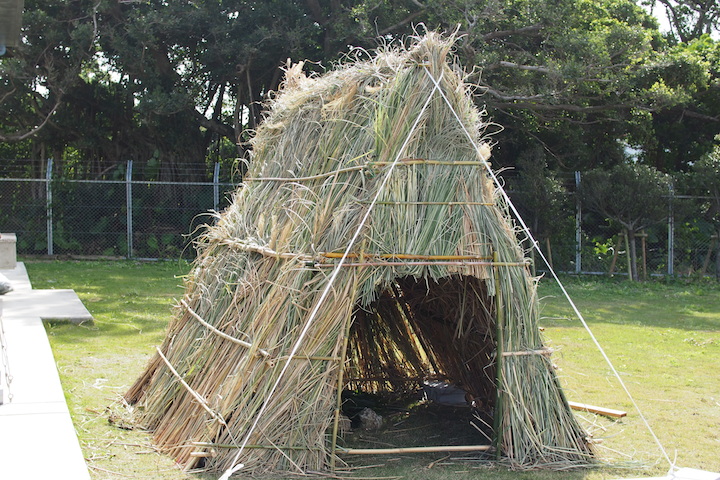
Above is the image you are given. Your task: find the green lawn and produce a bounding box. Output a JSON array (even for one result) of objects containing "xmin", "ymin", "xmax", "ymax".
[{"xmin": 24, "ymin": 260, "xmax": 720, "ymax": 479}]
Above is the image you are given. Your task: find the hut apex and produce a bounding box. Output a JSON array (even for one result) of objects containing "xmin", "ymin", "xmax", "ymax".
[{"xmin": 126, "ymin": 33, "xmax": 594, "ymax": 476}]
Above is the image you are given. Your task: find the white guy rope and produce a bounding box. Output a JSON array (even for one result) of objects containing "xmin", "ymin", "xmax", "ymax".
[
  {"xmin": 422, "ymin": 65, "xmax": 674, "ymax": 470},
  {"xmin": 218, "ymin": 69, "xmax": 446, "ymax": 480}
]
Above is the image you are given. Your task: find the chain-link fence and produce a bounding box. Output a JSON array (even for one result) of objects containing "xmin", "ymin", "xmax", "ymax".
[
  {"xmin": 0, "ymin": 159, "xmax": 239, "ymax": 259},
  {"xmin": 0, "ymin": 160, "xmax": 717, "ymax": 277}
]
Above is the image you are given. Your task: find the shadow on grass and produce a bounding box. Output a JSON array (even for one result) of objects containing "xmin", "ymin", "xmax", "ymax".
[
  {"xmin": 539, "ymin": 275, "xmax": 720, "ymax": 331},
  {"xmin": 26, "ymin": 259, "xmax": 188, "ymax": 347}
]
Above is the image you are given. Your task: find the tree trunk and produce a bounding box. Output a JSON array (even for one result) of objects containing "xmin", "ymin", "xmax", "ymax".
[
  {"xmin": 716, "ymin": 231, "xmax": 720, "ymax": 282},
  {"xmin": 628, "ymin": 229, "xmax": 639, "ymax": 281}
]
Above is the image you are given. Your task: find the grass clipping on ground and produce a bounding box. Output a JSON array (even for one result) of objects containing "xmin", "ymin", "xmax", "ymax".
[{"xmin": 125, "ymin": 33, "xmax": 594, "ymax": 475}]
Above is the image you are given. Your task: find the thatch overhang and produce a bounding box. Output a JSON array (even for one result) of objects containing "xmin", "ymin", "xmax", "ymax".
[{"xmin": 126, "ymin": 33, "xmax": 594, "ymax": 476}]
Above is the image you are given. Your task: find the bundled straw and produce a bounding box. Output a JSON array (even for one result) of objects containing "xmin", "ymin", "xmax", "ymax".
[{"xmin": 126, "ymin": 32, "xmax": 593, "ymax": 475}]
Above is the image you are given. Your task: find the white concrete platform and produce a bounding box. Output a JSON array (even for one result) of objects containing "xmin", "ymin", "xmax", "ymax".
[{"xmin": 0, "ymin": 262, "xmax": 92, "ymax": 480}]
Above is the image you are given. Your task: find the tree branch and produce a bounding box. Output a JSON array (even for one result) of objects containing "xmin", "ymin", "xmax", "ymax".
[
  {"xmin": 0, "ymin": 98, "xmax": 62, "ymax": 142},
  {"xmin": 481, "ymin": 24, "xmax": 543, "ymax": 42},
  {"xmin": 680, "ymin": 108, "xmax": 719, "ymax": 122},
  {"xmin": 193, "ymin": 110, "xmax": 234, "ymax": 139},
  {"xmin": 495, "ymin": 60, "xmax": 553, "ymax": 74},
  {"xmin": 378, "ymin": 10, "xmax": 426, "ymax": 36}
]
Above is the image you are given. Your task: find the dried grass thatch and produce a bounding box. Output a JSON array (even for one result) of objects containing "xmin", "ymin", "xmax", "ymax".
[{"xmin": 126, "ymin": 32, "xmax": 594, "ymax": 476}]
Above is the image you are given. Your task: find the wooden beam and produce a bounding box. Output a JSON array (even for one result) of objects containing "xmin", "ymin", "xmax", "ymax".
[{"xmin": 568, "ymin": 401, "xmax": 627, "ymax": 418}]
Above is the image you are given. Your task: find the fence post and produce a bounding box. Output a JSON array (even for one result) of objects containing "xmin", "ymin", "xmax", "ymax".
[
  {"xmin": 45, "ymin": 159, "xmax": 54, "ymax": 256},
  {"xmin": 575, "ymin": 171, "xmax": 582, "ymax": 274},
  {"xmin": 213, "ymin": 162, "xmax": 220, "ymax": 212},
  {"xmin": 667, "ymin": 182, "xmax": 674, "ymax": 276},
  {"xmin": 126, "ymin": 160, "xmax": 133, "ymax": 259}
]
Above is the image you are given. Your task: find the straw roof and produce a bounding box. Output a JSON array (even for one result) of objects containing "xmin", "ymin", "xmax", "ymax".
[{"xmin": 126, "ymin": 33, "xmax": 594, "ymax": 476}]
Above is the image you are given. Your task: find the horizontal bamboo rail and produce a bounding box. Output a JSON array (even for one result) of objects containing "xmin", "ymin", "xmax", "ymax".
[
  {"xmin": 243, "ymin": 158, "xmax": 488, "ymax": 182},
  {"xmin": 219, "ymin": 239, "xmax": 314, "ymax": 262},
  {"xmin": 366, "ymin": 201, "xmax": 494, "ymax": 206},
  {"xmin": 191, "ymin": 442, "xmax": 323, "ymax": 451},
  {"xmin": 338, "ymin": 445, "xmax": 493, "ymax": 455},
  {"xmin": 502, "ymin": 347, "xmax": 554, "ymax": 357},
  {"xmin": 313, "ymin": 260, "xmax": 529, "ymax": 268},
  {"xmin": 319, "ymin": 252, "xmax": 493, "ymax": 261}
]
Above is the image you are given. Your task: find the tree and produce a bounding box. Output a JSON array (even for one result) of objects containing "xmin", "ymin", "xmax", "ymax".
[
  {"xmin": 1, "ymin": 0, "xmax": 716, "ymax": 180},
  {"xmin": 643, "ymin": 0, "xmax": 720, "ymax": 42},
  {"xmin": 506, "ymin": 147, "xmax": 571, "ymax": 269},
  {"xmin": 580, "ymin": 162, "xmax": 670, "ymax": 280},
  {"xmin": 634, "ymin": 34, "xmax": 720, "ymax": 172},
  {"xmin": 686, "ymin": 139, "xmax": 720, "ymax": 278}
]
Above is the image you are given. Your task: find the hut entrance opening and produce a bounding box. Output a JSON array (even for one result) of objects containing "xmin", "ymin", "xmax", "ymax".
[{"xmin": 342, "ymin": 274, "xmax": 498, "ymax": 448}]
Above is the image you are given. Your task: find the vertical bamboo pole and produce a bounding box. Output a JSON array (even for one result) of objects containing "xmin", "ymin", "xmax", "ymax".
[
  {"xmin": 492, "ymin": 251, "xmax": 504, "ymax": 460},
  {"xmin": 329, "ymin": 274, "xmax": 358, "ymax": 470}
]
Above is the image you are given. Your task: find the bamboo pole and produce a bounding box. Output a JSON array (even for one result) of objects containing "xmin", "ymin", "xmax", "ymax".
[
  {"xmin": 330, "ymin": 279, "xmax": 357, "ymax": 470},
  {"xmin": 180, "ymin": 299, "xmax": 271, "ymax": 358},
  {"xmin": 338, "ymin": 445, "xmax": 493, "ymax": 455},
  {"xmin": 191, "ymin": 442, "xmax": 323, "ymax": 451},
  {"xmin": 319, "ymin": 252, "xmax": 493, "ymax": 260},
  {"xmin": 492, "ymin": 251, "xmax": 504, "ymax": 461},
  {"xmin": 363, "ymin": 201, "xmax": 494, "ymax": 206},
  {"xmin": 244, "ymin": 159, "xmax": 488, "ymax": 182},
  {"xmin": 154, "ymin": 347, "xmax": 224, "ymax": 424},
  {"xmin": 313, "ymin": 260, "xmax": 529, "ymax": 268},
  {"xmin": 502, "ymin": 348, "xmax": 554, "ymax": 357}
]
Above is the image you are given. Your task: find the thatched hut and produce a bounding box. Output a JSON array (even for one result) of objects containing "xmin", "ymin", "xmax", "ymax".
[{"xmin": 126, "ymin": 33, "xmax": 593, "ymax": 476}]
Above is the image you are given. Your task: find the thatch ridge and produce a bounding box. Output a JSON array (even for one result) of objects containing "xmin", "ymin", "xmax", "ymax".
[{"xmin": 126, "ymin": 33, "xmax": 593, "ymax": 475}]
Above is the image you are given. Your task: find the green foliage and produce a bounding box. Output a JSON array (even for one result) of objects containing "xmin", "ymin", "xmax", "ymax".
[
  {"xmin": 581, "ymin": 163, "xmax": 670, "ymax": 232},
  {"xmin": 580, "ymin": 162, "xmax": 670, "ymax": 279},
  {"xmin": 1, "ymin": 0, "xmax": 717, "ymax": 180}
]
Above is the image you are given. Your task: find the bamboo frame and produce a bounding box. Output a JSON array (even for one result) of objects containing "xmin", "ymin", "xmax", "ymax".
[
  {"xmin": 128, "ymin": 34, "xmax": 594, "ymax": 475},
  {"xmin": 313, "ymin": 260, "xmax": 529, "ymax": 268},
  {"xmin": 492, "ymin": 252, "xmax": 504, "ymax": 460},
  {"xmin": 319, "ymin": 252, "xmax": 493, "ymax": 260},
  {"xmin": 181, "ymin": 299, "xmax": 271, "ymax": 358},
  {"xmin": 365, "ymin": 201, "xmax": 495, "ymax": 206},
  {"xmin": 502, "ymin": 347, "xmax": 554, "ymax": 357},
  {"xmin": 155, "ymin": 346, "xmax": 225, "ymax": 425},
  {"xmin": 243, "ymin": 158, "xmax": 489, "ymax": 182},
  {"xmin": 192, "ymin": 442, "xmax": 324, "ymax": 451},
  {"xmin": 338, "ymin": 445, "xmax": 493, "ymax": 455},
  {"xmin": 330, "ymin": 276, "xmax": 358, "ymax": 470}
]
